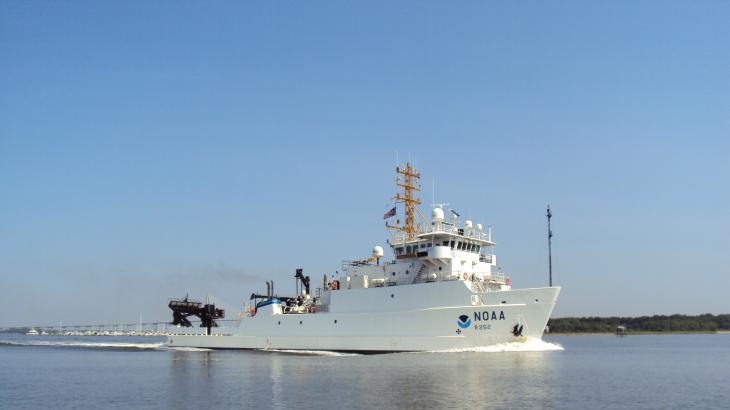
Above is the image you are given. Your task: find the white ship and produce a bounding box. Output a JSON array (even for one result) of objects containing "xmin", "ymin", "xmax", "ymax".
[{"xmin": 167, "ymin": 163, "xmax": 560, "ymax": 352}]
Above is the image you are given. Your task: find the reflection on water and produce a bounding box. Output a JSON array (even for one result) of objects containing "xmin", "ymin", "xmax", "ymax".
[
  {"xmin": 166, "ymin": 348, "xmax": 561, "ymax": 409},
  {"xmin": 169, "ymin": 351, "xmax": 218, "ymax": 408},
  {"xmin": 3, "ymin": 334, "xmax": 728, "ymax": 409}
]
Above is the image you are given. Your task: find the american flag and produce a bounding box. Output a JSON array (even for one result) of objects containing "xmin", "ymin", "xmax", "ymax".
[{"xmin": 383, "ymin": 206, "xmax": 396, "ymax": 219}]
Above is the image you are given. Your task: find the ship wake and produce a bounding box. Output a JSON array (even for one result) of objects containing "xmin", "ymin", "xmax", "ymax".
[
  {"xmin": 426, "ymin": 337, "xmax": 564, "ymax": 353},
  {"xmin": 0, "ymin": 339, "xmax": 165, "ymax": 350}
]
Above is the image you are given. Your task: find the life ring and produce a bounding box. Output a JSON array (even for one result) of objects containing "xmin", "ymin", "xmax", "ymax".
[
  {"xmin": 332, "ymin": 281, "xmax": 339, "ymax": 290},
  {"xmin": 463, "ymin": 272, "xmax": 468, "ymax": 280},
  {"xmin": 505, "ymin": 278, "xmax": 511, "ymax": 286},
  {"xmin": 249, "ymin": 307, "xmax": 256, "ymax": 315},
  {"xmin": 308, "ymin": 305, "xmax": 316, "ymax": 313}
]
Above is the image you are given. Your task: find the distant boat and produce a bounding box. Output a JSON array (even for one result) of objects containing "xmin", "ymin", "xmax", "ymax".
[{"xmin": 26, "ymin": 328, "xmax": 39, "ymax": 336}]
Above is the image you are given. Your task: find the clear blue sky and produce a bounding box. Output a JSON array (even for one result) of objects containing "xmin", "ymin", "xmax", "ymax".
[{"xmin": 1, "ymin": 1, "xmax": 728, "ymax": 326}]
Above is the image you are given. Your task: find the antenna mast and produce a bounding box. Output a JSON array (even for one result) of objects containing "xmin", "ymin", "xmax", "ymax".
[
  {"xmin": 547, "ymin": 205, "xmax": 553, "ymax": 287},
  {"xmin": 387, "ymin": 163, "xmax": 427, "ymax": 241}
]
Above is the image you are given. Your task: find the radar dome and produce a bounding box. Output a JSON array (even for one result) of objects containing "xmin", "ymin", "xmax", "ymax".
[
  {"xmin": 431, "ymin": 207, "xmax": 445, "ymax": 222},
  {"xmin": 465, "ymin": 220, "xmax": 473, "ymax": 229},
  {"xmin": 476, "ymin": 223, "xmax": 483, "ymax": 231},
  {"xmin": 372, "ymin": 246, "xmax": 384, "ymax": 258}
]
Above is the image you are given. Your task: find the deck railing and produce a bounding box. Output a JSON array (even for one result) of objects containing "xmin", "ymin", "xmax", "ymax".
[
  {"xmin": 389, "ymin": 224, "xmax": 493, "ymax": 247},
  {"xmin": 415, "ymin": 269, "xmax": 509, "ymax": 287}
]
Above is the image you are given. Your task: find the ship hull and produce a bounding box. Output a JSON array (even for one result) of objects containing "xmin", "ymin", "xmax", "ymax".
[{"xmin": 167, "ymin": 283, "xmax": 560, "ymax": 352}]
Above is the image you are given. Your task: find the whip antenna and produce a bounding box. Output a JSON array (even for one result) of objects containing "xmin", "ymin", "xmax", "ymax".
[{"xmin": 547, "ymin": 205, "xmax": 553, "ymax": 287}]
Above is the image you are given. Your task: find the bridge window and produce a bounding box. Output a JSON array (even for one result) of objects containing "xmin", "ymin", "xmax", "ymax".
[
  {"xmin": 450, "ymin": 241, "xmax": 455, "ymax": 249},
  {"xmin": 443, "ymin": 241, "xmax": 449, "ymax": 246}
]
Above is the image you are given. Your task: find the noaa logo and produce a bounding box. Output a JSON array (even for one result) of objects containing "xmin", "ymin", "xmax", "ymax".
[{"xmin": 457, "ymin": 314, "xmax": 472, "ymax": 329}]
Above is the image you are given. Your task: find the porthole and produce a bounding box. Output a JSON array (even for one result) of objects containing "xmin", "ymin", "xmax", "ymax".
[
  {"xmin": 391, "ymin": 294, "xmax": 394, "ymax": 298},
  {"xmin": 392, "ymin": 272, "xmax": 396, "ymax": 276},
  {"xmin": 501, "ymin": 301, "xmax": 506, "ymax": 304},
  {"xmin": 334, "ymin": 320, "xmax": 338, "ymax": 324},
  {"xmin": 438, "ymin": 267, "xmax": 442, "ymax": 271},
  {"xmin": 406, "ymin": 270, "xmax": 409, "ymax": 275},
  {"xmin": 299, "ymin": 321, "xmax": 303, "ymax": 325},
  {"xmin": 278, "ymin": 321, "xmax": 281, "ymax": 325},
  {"xmin": 535, "ymin": 299, "xmax": 539, "ymax": 302}
]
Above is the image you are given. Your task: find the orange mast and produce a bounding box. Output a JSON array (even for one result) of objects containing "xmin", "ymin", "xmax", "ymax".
[{"xmin": 387, "ymin": 163, "xmax": 428, "ymax": 242}]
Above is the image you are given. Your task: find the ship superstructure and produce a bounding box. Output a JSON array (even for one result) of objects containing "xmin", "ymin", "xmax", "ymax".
[
  {"xmin": 346, "ymin": 163, "xmax": 507, "ymax": 295},
  {"xmin": 167, "ymin": 164, "xmax": 560, "ymax": 352}
]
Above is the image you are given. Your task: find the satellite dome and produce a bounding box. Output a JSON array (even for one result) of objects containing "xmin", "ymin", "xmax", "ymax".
[
  {"xmin": 372, "ymin": 246, "xmax": 384, "ymax": 258},
  {"xmin": 476, "ymin": 223, "xmax": 483, "ymax": 231},
  {"xmin": 431, "ymin": 207, "xmax": 445, "ymax": 222},
  {"xmin": 465, "ymin": 220, "xmax": 473, "ymax": 230}
]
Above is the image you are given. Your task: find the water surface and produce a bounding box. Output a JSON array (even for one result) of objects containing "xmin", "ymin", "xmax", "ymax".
[{"xmin": 1, "ymin": 334, "xmax": 727, "ymax": 409}]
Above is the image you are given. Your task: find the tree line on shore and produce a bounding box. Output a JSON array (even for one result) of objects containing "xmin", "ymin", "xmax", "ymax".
[{"xmin": 548, "ymin": 314, "xmax": 730, "ymax": 333}]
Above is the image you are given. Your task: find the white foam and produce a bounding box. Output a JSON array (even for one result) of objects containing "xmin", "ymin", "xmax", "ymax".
[
  {"xmin": 2, "ymin": 338, "xmax": 563, "ymax": 354},
  {"xmin": 426, "ymin": 337, "xmax": 564, "ymax": 353},
  {"xmin": 0, "ymin": 339, "xmax": 164, "ymax": 350}
]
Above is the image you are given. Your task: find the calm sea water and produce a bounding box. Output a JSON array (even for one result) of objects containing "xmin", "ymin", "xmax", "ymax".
[{"xmin": 1, "ymin": 333, "xmax": 728, "ymax": 409}]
